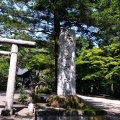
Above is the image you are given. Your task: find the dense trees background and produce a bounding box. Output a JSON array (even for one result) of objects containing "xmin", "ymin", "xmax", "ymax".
[
  {"xmin": 76, "ymin": 44, "xmax": 120, "ymax": 97},
  {"xmin": 0, "ymin": 0, "xmax": 120, "ymax": 97},
  {"xmin": 92, "ymin": 0, "xmax": 120, "ymax": 46}
]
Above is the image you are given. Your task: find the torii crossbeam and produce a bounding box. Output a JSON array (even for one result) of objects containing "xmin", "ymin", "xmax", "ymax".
[
  {"xmin": 0, "ymin": 38, "xmax": 36, "ymax": 115},
  {"xmin": 0, "ymin": 51, "xmax": 11, "ymax": 55}
]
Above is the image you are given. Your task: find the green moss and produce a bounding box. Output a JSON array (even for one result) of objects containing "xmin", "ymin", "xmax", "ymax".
[{"xmin": 81, "ymin": 105, "xmax": 106, "ymax": 115}]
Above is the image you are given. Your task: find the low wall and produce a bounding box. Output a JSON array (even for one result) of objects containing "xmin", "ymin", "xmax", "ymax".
[
  {"xmin": 35, "ymin": 115, "xmax": 106, "ymax": 120},
  {"xmin": 35, "ymin": 109, "xmax": 106, "ymax": 120}
]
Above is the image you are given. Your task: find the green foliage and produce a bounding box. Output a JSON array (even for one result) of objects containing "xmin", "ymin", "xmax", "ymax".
[
  {"xmin": 18, "ymin": 93, "xmax": 28, "ymax": 102},
  {"xmin": 26, "ymin": 54, "xmax": 54, "ymax": 70},
  {"xmin": 37, "ymin": 87, "xmax": 52, "ymax": 94},
  {"xmin": 0, "ymin": 0, "xmax": 97, "ymax": 44},
  {"xmin": 41, "ymin": 68, "xmax": 55, "ymax": 90},
  {"xmin": 92, "ymin": 0, "xmax": 120, "ymax": 46},
  {"xmin": 76, "ymin": 44, "xmax": 120, "ymax": 96},
  {"xmin": 76, "ymin": 37, "xmax": 93, "ymax": 56},
  {"xmin": 0, "ymin": 0, "xmax": 119, "ymax": 97},
  {"xmin": 18, "ymin": 86, "xmax": 28, "ymax": 102},
  {"xmin": 0, "ymin": 56, "xmax": 9, "ymax": 90}
]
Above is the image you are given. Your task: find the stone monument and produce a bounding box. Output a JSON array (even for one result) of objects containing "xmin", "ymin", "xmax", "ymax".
[{"xmin": 57, "ymin": 29, "xmax": 76, "ymax": 95}]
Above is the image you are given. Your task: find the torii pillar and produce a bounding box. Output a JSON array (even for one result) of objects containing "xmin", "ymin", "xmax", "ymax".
[{"xmin": 0, "ymin": 38, "xmax": 36, "ymax": 115}]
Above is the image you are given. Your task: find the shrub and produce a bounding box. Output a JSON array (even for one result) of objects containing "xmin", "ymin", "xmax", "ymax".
[
  {"xmin": 18, "ymin": 86, "xmax": 28, "ymax": 102},
  {"xmin": 18, "ymin": 93, "xmax": 28, "ymax": 102},
  {"xmin": 37, "ymin": 87, "xmax": 52, "ymax": 94}
]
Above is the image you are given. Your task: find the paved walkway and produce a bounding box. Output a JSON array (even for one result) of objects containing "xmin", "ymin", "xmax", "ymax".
[
  {"xmin": 78, "ymin": 95, "xmax": 120, "ymax": 114},
  {"xmin": 78, "ymin": 95, "xmax": 120, "ymax": 119}
]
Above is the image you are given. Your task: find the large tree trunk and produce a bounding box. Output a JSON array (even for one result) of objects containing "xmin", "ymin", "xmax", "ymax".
[{"xmin": 54, "ymin": 9, "xmax": 60, "ymax": 93}]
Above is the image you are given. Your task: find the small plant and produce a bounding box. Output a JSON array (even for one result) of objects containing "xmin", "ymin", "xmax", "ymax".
[
  {"xmin": 18, "ymin": 86, "xmax": 28, "ymax": 103},
  {"xmin": 18, "ymin": 93, "xmax": 28, "ymax": 102},
  {"xmin": 37, "ymin": 87, "xmax": 52, "ymax": 94}
]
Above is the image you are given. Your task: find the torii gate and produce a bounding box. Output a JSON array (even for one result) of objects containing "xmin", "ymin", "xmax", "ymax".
[{"xmin": 0, "ymin": 38, "xmax": 36, "ymax": 115}]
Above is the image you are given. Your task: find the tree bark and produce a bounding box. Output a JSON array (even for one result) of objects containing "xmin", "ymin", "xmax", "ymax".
[{"xmin": 54, "ymin": 8, "xmax": 60, "ymax": 93}]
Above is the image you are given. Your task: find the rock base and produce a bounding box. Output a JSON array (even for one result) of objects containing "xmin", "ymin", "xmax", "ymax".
[{"xmin": 1, "ymin": 109, "xmax": 15, "ymax": 116}]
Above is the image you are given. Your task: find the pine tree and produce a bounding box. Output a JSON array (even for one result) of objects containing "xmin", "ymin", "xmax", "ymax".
[{"xmin": 0, "ymin": 0, "xmax": 97, "ymax": 92}]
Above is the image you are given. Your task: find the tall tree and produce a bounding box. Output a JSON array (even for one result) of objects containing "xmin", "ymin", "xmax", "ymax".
[
  {"xmin": 0, "ymin": 0, "xmax": 97, "ymax": 91},
  {"xmin": 76, "ymin": 43, "xmax": 120, "ymax": 96},
  {"xmin": 92, "ymin": 0, "xmax": 120, "ymax": 46}
]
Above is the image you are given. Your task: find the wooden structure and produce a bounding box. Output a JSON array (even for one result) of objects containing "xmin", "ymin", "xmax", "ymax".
[{"xmin": 0, "ymin": 38, "xmax": 36, "ymax": 115}]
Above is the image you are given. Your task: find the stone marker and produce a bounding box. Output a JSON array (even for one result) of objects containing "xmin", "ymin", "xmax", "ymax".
[
  {"xmin": 57, "ymin": 29, "xmax": 76, "ymax": 95},
  {"xmin": 0, "ymin": 38, "xmax": 36, "ymax": 115}
]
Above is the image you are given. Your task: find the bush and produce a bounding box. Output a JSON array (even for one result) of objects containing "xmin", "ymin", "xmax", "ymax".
[
  {"xmin": 18, "ymin": 93, "xmax": 28, "ymax": 102},
  {"xmin": 18, "ymin": 86, "xmax": 28, "ymax": 102},
  {"xmin": 37, "ymin": 87, "xmax": 52, "ymax": 94}
]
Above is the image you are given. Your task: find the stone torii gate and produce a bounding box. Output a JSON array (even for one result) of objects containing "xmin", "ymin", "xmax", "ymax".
[{"xmin": 0, "ymin": 38, "xmax": 36, "ymax": 115}]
